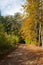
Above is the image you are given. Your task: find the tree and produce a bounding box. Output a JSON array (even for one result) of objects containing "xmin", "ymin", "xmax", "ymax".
[
  {"xmin": 20, "ymin": 0, "xmax": 43, "ymax": 45},
  {"xmin": 0, "ymin": 11, "xmax": 5, "ymax": 33},
  {"xmin": 13, "ymin": 13, "xmax": 23, "ymax": 35},
  {"xmin": 0, "ymin": 22, "xmax": 4, "ymax": 32},
  {"xmin": 2, "ymin": 13, "xmax": 23, "ymax": 35}
]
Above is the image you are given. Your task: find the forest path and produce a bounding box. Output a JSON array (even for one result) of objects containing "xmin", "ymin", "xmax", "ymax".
[{"xmin": 0, "ymin": 44, "xmax": 43, "ymax": 65}]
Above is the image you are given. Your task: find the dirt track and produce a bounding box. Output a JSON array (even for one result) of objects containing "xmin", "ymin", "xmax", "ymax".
[{"xmin": 0, "ymin": 44, "xmax": 43, "ymax": 65}]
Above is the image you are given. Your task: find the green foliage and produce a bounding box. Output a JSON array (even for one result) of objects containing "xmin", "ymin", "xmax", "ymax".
[
  {"xmin": 3, "ymin": 13, "xmax": 22, "ymax": 34},
  {"xmin": 5, "ymin": 34, "xmax": 19, "ymax": 47},
  {"xmin": 0, "ymin": 12, "xmax": 23, "ymax": 56},
  {"xmin": 0, "ymin": 33, "xmax": 19, "ymax": 49},
  {"xmin": 0, "ymin": 32, "xmax": 19, "ymax": 55},
  {"xmin": 0, "ymin": 22, "xmax": 4, "ymax": 32},
  {"xmin": 25, "ymin": 39, "xmax": 31, "ymax": 44},
  {"xmin": 0, "ymin": 33, "xmax": 9, "ymax": 49}
]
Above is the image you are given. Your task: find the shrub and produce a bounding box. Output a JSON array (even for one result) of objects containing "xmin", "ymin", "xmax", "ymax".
[
  {"xmin": 0, "ymin": 33, "xmax": 19, "ymax": 55},
  {"xmin": 25, "ymin": 38, "xmax": 31, "ymax": 44},
  {"xmin": 0, "ymin": 33, "xmax": 10, "ymax": 49},
  {"xmin": 5, "ymin": 34, "xmax": 19, "ymax": 47},
  {"xmin": 0, "ymin": 32, "xmax": 19, "ymax": 49}
]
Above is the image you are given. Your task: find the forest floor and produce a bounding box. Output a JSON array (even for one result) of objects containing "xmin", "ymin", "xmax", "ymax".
[{"xmin": 0, "ymin": 44, "xmax": 43, "ymax": 65}]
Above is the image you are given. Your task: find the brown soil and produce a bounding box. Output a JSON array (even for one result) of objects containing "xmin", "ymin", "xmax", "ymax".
[{"xmin": 0, "ymin": 44, "xmax": 43, "ymax": 65}]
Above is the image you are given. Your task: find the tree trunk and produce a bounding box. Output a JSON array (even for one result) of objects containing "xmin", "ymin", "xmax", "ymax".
[
  {"xmin": 36, "ymin": 22, "xmax": 42, "ymax": 46},
  {"xmin": 39, "ymin": 22, "xmax": 42, "ymax": 46}
]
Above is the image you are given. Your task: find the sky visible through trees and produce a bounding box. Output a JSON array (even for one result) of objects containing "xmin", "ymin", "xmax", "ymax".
[{"xmin": 0, "ymin": 0, "xmax": 25, "ymax": 16}]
